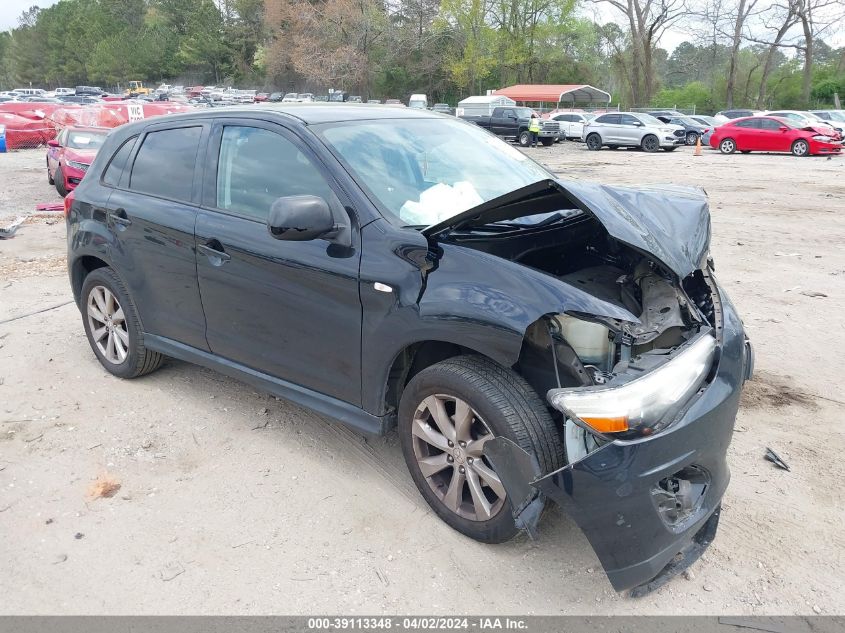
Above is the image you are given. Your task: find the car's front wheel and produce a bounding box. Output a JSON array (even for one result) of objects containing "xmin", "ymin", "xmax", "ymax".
[
  {"xmin": 398, "ymin": 356, "xmax": 564, "ymax": 543},
  {"xmin": 54, "ymin": 165, "xmax": 68, "ymax": 197},
  {"xmin": 47, "ymin": 158, "xmax": 54, "ymax": 185},
  {"xmin": 641, "ymin": 134, "xmax": 660, "ymax": 152},
  {"xmin": 791, "ymin": 139, "xmax": 810, "ymax": 157},
  {"xmin": 80, "ymin": 267, "xmax": 164, "ymax": 379}
]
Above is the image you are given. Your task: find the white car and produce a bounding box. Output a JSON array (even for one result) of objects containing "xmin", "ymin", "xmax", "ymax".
[
  {"xmin": 550, "ymin": 112, "xmax": 597, "ymax": 140},
  {"xmin": 298, "ymin": 93, "xmax": 314, "ymax": 103},
  {"xmin": 764, "ymin": 110, "xmax": 840, "ymax": 136},
  {"xmin": 282, "ymin": 93, "xmax": 299, "ymax": 103}
]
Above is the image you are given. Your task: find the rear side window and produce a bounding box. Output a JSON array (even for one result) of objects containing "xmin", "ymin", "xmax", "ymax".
[
  {"xmin": 130, "ymin": 127, "xmax": 202, "ymax": 201},
  {"xmin": 734, "ymin": 119, "xmax": 760, "ymax": 129},
  {"xmin": 102, "ymin": 136, "xmax": 137, "ymax": 187}
]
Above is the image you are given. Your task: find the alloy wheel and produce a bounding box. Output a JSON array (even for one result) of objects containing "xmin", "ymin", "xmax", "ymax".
[
  {"xmin": 720, "ymin": 139, "xmax": 736, "ymax": 154},
  {"xmin": 411, "ymin": 394, "xmax": 506, "ymax": 521},
  {"xmin": 86, "ymin": 285, "xmax": 129, "ymax": 364},
  {"xmin": 686, "ymin": 132, "xmax": 698, "ymax": 146},
  {"xmin": 642, "ymin": 135, "xmax": 659, "ymax": 152},
  {"xmin": 792, "ymin": 140, "xmax": 809, "ymax": 156}
]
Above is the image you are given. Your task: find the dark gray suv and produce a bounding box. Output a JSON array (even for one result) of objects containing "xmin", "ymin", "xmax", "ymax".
[{"xmin": 65, "ymin": 104, "xmax": 752, "ymax": 596}]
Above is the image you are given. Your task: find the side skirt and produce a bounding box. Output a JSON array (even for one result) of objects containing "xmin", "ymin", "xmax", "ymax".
[{"xmin": 144, "ymin": 334, "xmax": 389, "ymax": 436}]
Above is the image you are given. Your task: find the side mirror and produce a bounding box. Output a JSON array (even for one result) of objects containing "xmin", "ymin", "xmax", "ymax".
[
  {"xmin": 268, "ymin": 195, "xmax": 336, "ymax": 241},
  {"xmin": 47, "ymin": 139, "xmax": 60, "ymax": 147},
  {"xmin": 779, "ymin": 126, "xmax": 788, "ymax": 132},
  {"xmin": 633, "ymin": 121, "xmax": 644, "ymax": 127}
]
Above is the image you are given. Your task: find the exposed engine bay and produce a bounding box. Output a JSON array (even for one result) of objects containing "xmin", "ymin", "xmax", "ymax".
[{"xmin": 439, "ymin": 197, "xmax": 718, "ymax": 453}]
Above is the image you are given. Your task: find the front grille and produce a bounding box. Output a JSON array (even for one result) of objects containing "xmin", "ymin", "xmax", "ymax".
[
  {"xmin": 542, "ymin": 121, "xmax": 560, "ymax": 132},
  {"xmin": 674, "ymin": 130, "xmax": 685, "ymax": 138}
]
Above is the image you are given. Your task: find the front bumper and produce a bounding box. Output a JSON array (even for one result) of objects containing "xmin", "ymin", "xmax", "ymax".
[
  {"xmin": 485, "ymin": 284, "xmax": 751, "ymax": 595},
  {"xmin": 809, "ymin": 140, "xmax": 842, "ymax": 155}
]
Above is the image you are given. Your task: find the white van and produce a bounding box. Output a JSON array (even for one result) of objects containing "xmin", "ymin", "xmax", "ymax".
[
  {"xmin": 408, "ymin": 94, "xmax": 427, "ymax": 109},
  {"xmin": 13, "ymin": 88, "xmax": 46, "ymax": 97}
]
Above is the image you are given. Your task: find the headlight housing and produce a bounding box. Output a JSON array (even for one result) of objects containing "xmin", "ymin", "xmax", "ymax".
[
  {"xmin": 66, "ymin": 160, "xmax": 89, "ymax": 172},
  {"xmin": 548, "ymin": 334, "xmax": 716, "ymax": 436},
  {"xmin": 812, "ymin": 135, "xmax": 832, "ymax": 142}
]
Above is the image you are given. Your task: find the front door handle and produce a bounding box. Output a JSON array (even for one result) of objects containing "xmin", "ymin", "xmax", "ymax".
[
  {"xmin": 198, "ymin": 242, "xmax": 231, "ymax": 264},
  {"xmin": 107, "ymin": 208, "xmax": 131, "ymax": 228}
]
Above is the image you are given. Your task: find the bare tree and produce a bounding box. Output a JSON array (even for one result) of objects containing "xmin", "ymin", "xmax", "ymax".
[{"xmin": 593, "ymin": 0, "xmax": 688, "ymax": 106}]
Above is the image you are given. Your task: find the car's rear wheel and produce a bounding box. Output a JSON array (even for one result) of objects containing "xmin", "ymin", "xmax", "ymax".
[
  {"xmin": 641, "ymin": 134, "xmax": 659, "ymax": 152},
  {"xmin": 686, "ymin": 132, "xmax": 699, "ymax": 146},
  {"xmin": 80, "ymin": 267, "xmax": 164, "ymax": 379},
  {"xmin": 719, "ymin": 138, "xmax": 737, "ymax": 154},
  {"xmin": 399, "ymin": 356, "xmax": 564, "ymax": 543},
  {"xmin": 791, "ymin": 139, "xmax": 810, "ymax": 157},
  {"xmin": 54, "ymin": 165, "xmax": 68, "ymax": 197},
  {"xmin": 518, "ymin": 131, "xmax": 530, "ymax": 147},
  {"xmin": 585, "ymin": 133, "xmax": 602, "ymax": 151}
]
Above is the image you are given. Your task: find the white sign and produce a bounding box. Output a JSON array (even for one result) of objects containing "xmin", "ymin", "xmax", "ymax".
[{"xmin": 127, "ymin": 104, "xmax": 145, "ymax": 122}]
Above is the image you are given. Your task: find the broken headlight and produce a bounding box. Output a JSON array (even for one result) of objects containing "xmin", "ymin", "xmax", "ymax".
[{"xmin": 547, "ymin": 334, "xmax": 716, "ymax": 435}]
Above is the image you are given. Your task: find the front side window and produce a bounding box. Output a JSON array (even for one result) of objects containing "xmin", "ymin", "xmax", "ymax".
[
  {"xmin": 130, "ymin": 127, "xmax": 202, "ymax": 201},
  {"xmin": 216, "ymin": 126, "xmax": 334, "ymax": 220},
  {"xmin": 317, "ymin": 118, "xmax": 550, "ymax": 226},
  {"xmin": 619, "ymin": 114, "xmax": 640, "ymax": 126},
  {"xmin": 734, "ymin": 119, "xmax": 760, "ymax": 129}
]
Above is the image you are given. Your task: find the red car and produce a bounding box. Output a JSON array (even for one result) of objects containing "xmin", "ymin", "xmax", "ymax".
[
  {"xmin": 709, "ymin": 115, "xmax": 842, "ymax": 157},
  {"xmin": 47, "ymin": 126, "xmax": 109, "ymax": 196},
  {"xmin": 254, "ymin": 92, "xmax": 269, "ymax": 102}
]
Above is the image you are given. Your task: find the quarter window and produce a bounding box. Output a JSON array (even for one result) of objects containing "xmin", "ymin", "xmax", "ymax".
[
  {"xmin": 215, "ymin": 126, "xmax": 335, "ymax": 220},
  {"xmin": 102, "ymin": 136, "xmax": 138, "ymax": 187},
  {"xmin": 129, "ymin": 127, "xmax": 202, "ymax": 201}
]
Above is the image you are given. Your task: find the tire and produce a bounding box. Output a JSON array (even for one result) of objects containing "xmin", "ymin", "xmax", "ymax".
[
  {"xmin": 518, "ymin": 131, "xmax": 530, "ymax": 147},
  {"xmin": 80, "ymin": 267, "xmax": 164, "ymax": 379},
  {"xmin": 641, "ymin": 134, "xmax": 659, "ymax": 152},
  {"xmin": 540, "ymin": 137, "xmax": 554, "ymax": 146},
  {"xmin": 54, "ymin": 165, "xmax": 68, "ymax": 197},
  {"xmin": 663, "ymin": 146, "xmax": 678, "ymax": 152},
  {"xmin": 686, "ymin": 132, "xmax": 699, "ymax": 146},
  {"xmin": 585, "ymin": 133, "xmax": 602, "ymax": 151},
  {"xmin": 719, "ymin": 138, "xmax": 737, "ymax": 154},
  {"xmin": 399, "ymin": 356, "xmax": 564, "ymax": 543},
  {"xmin": 791, "ymin": 139, "xmax": 810, "ymax": 157},
  {"xmin": 47, "ymin": 159, "xmax": 54, "ymax": 185}
]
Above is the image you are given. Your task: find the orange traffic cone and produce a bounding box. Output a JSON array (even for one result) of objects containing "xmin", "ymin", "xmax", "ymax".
[{"xmin": 694, "ymin": 136, "xmax": 702, "ymax": 156}]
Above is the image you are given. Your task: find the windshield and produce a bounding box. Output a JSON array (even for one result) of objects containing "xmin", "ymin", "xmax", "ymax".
[
  {"xmin": 636, "ymin": 113, "xmax": 663, "ymax": 126},
  {"xmin": 66, "ymin": 130, "xmax": 107, "ymax": 149},
  {"xmin": 318, "ymin": 118, "xmax": 551, "ymax": 226}
]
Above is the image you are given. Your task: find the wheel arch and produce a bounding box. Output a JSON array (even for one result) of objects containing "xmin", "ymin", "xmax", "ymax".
[
  {"xmin": 70, "ymin": 254, "xmax": 110, "ymax": 304},
  {"xmin": 382, "ymin": 339, "xmax": 510, "ymax": 424}
]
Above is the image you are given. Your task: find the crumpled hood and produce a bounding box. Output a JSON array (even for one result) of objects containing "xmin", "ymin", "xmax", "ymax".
[
  {"xmin": 560, "ymin": 180, "xmax": 711, "ymax": 278},
  {"xmin": 423, "ymin": 179, "xmax": 711, "ymax": 278}
]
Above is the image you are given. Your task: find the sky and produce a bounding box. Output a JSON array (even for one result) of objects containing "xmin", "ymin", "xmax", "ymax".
[{"xmin": 1, "ymin": 0, "xmax": 58, "ymax": 31}]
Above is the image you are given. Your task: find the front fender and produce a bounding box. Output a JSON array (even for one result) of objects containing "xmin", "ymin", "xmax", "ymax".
[{"xmin": 359, "ymin": 220, "xmax": 638, "ymax": 415}]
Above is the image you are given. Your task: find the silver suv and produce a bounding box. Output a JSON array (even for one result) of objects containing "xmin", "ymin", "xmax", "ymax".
[{"xmin": 582, "ymin": 112, "xmax": 684, "ymax": 152}]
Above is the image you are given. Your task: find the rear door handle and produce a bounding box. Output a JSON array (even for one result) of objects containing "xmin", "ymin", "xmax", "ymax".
[
  {"xmin": 107, "ymin": 208, "xmax": 131, "ymax": 227},
  {"xmin": 198, "ymin": 242, "xmax": 231, "ymax": 264}
]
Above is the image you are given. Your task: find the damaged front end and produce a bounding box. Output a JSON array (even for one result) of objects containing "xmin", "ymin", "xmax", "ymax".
[{"xmin": 426, "ymin": 179, "xmax": 753, "ymax": 595}]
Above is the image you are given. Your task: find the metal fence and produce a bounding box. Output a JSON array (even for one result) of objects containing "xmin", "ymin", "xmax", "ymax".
[{"xmin": 631, "ymin": 106, "xmax": 697, "ymax": 115}]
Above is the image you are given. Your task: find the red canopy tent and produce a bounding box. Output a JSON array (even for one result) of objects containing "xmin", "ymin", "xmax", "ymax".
[{"xmin": 493, "ymin": 84, "xmax": 611, "ymax": 108}]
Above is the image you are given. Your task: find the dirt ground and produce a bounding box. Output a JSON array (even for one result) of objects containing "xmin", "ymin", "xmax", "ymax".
[{"xmin": 1, "ymin": 142, "xmax": 844, "ymax": 615}]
